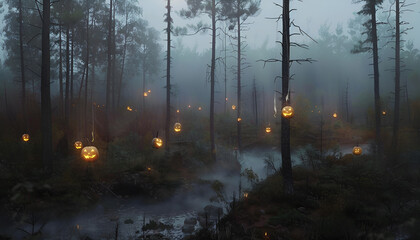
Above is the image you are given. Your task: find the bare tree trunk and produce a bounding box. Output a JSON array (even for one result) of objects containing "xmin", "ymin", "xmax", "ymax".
[
  {"xmin": 58, "ymin": 24, "xmax": 63, "ymax": 117},
  {"xmin": 210, "ymin": 0, "xmax": 216, "ymax": 161},
  {"xmin": 142, "ymin": 63, "xmax": 146, "ymax": 111},
  {"xmin": 165, "ymin": 0, "xmax": 172, "ymax": 153},
  {"xmin": 111, "ymin": 0, "xmax": 116, "ymax": 110},
  {"xmin": 117, "ymin": 9, "xmax": 128, "ymax": 108},
  {"xmin": 392, "ymin": 0, "xmax": 400, "ymax": 153},
  {"xmin": 224, "ymin": 26, "xmax": 228, "ymax": 114},
  {"xmin": 71, "ymin": 27, "xmax": 74, "ymax": 106},
  {"xmin": 65, "ymin": 25, "xmax": 70, "ymax": 140},
  {"xmin": 236, "ymin": 5, "xmax": 242, "ymax": 152},
  {"xmin": 106, "ymin": 0, "xmax": 113, "ymax": 142},
  {"xmin": 41, "ymin": 0, "xmax": 52, "ymax": 174},
  {"xmin": 281, "ymin": 0, "xmax": 293, "ymax": 194},
  {"xmin": 371, "ymin": 2, "xmax": 382, "ymax": 158},
  {"xmin": 18, "ymin": 0, "xmax": 27, "ymax": 127},
  {"xmin": 84, "ymin": 4, "xmax": 90, "ymax": 137},
  {"xmin": 345, "ymin": 81, "xmax": 349, "ymax": 122}
]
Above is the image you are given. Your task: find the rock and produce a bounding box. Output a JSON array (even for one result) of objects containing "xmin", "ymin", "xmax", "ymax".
[
  {"xmin": 184, "ymin": 217, "xmax": 197, "ymax": 225},
  {"xmin": 182, "ymin": 224, "xmax": 195, "ymax": 234}
]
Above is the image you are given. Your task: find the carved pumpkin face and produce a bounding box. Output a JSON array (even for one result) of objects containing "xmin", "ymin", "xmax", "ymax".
[
  {"xmin": 174, "ymin": 123, "xmax": 182, "ymax": 133},
  {"xmin": 232, "ymin": 105, "xmax": 236, "ymax": 110},
  {"xmin": 22, "ymin": 134, "xmax": 30, "ymax": 142},
  {"xmin": 152, "ymin": 138, "xmax": 163, "ymax": 149},
  {"xmin": 353, "ymin": 146, "xmax": 362, "ymax": 155},
  {"xmin": 265, "ymin": 127, "xmax": 271, "ymax": 133},
  {"xmin": 333, "ymin": 113, "xmax": 338, "ymax": 118},
  {"xmin": 281, "ymin": 106, "xmax": 294, "ymax": 119},
  {"xmin": 81, "ymin": 146, "xmax": 99, "ymax": 161},
  {"xmin": 74, "ymin": 141, "xmax": 83, "ymax": 150}
]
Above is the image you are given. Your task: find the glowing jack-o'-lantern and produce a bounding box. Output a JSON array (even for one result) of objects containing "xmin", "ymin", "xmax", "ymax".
[
  {"xmin": 152, "ymin": 137, "xmax": 163, "ymax": 149},
  {"xmin": 174, "ymin": 122, "xmax": 182, "ymax": 133},
  {"xmin": 198, "ymin": 107, "xmax": 202, "ymax": 111},
  {"xmin": 127, "ymin": 106, "xmax": 133, "ymax": 112},
  {"xmin": 74, "ymin": 141, "xmax": 83, "ymax": 150},
  {"xmin": 265, "ymin": 127, "xmax": 272, "ymax": 133},
  {"xmin": 353, "ymin": 146, "xmax": 362, "ymax": 156},
  {"xmin": 237, "ymin": 117, "xmax": 242, "ymax": 122},
  {"xmin": 176, "ymin": 109, "xmax": 180, "ymax": 113},
  {"xmin": 281, "ymin": 106, "xmax": 294, "ymax": 119},
  {"xmin": 382, "ymin": 111, "xmax": 387, "ymax": 116},
  {"xmin": 81, "ymin": 146, "xmax": 99, "ymax": 161},
  {"xmin": 333, "ymin": 113, "xmax": 338, "ymax": 118},
  {"xmin": 148, "ymin": 89, "xmax": 151, "ymax": 93},
  {"xmin": 143, "ymin": 92, "xmax": 148, "ymax": 97},
  {"xmin": 22, "ymin": 134, "xmax": 30, "ymax": 142},
  {"xmin": 147, "ymin": 167, "xmax": 152, "ymax": 172},
  {"xmin": 243, "ymin": 192, "xmax": 249, "ymax": 198},
  {"xmin": 232, "ymin": 105, "xmax": 236, "ymax": 110}
]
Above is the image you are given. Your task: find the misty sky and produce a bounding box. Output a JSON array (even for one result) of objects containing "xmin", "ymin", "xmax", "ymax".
[{"xmin": 141, "ymin": 0, "xmax": 420, "ymax": 52}]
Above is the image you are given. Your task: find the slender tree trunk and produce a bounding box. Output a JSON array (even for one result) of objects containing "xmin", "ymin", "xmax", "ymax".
[
  {"xmin": 111, "ymin": 1, "xmax": 116, "ymax": 109},
  {"xmin": 224, "ymin": 26, "xmax": 227, "ymax": 114},
  {"xmin": 142, "ymin": 64, "xmax": 146, "ymax": 111},
  {"xmin": 253, "ymin": 78, "xmax": 258, "ymax": 125},
  {"xmin": 59, "ymin": 24, "xmax": 63, "ymax": 117},
  {"xmin": 392, "ymin": 0, "xmax": 400, "ymax": 153},
  {"xmin": 106, "ymin": 0, "xmax": 113, "ymax": 141},
  {"xmin": 237, "ymin": 7, "xmax": 242, "ymax": 152},
  {"xmin": 165, "ymin": 0, "xmax": 172, "ymax": 153},
  {"xmin": 210, "ymin": 0, "xmax": 216, "ymax": 161},
  {"xmin": 371, "ymin": 3, "xmax": 382, "ymax": 158},
  {"xmin": 117, "ymin": 9, "xmax": 128, "ymax": 108},
  {"xmin": 65, "ymin": 25, "xmax": 70, "ymax": 139},
  {"xmin": 84, "ymin": 5, "xmax": 90, "ymax": 137},
  {"xmin": 71, "ymin": 27, "xmax": 74, "ymax": 105},
  {"xmin": 41, "ymin": 0, "xmax": 52, "ymax": 174},
  {"xmin": 281, "ymin": 0, "xmax": 293, "ymax": 194},
  {"xmin": 345, "ymin": 81, "xmax": 349, "ymax": 122},
  {"xmin": 18, "ymin": 0, "xmax": 27, "ymax": 128}
]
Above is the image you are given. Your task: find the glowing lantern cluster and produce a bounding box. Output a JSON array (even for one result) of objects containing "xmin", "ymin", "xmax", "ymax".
[
  {"xmin": 353, "ymin": 146, "xmax": 362, "ymax": 156},
  {"xmin": 174, "ymin": 122, "xmax": 182, "ymax": 133},
  {"xmin": 281, "ymin": 106, "xmax": 294, "ymax": 119},
  {"xmin": 81, "ymin": 146, "xmax": 99, "ymax": 161},
  {"xmin": 152, "ymin": 137, "xmax": 163, "ymax": 149},
  {"xmin": 265, "ymin": 127, "xmax": 272, "ymax": 133},
  {"xmin": 74, "ymin": 141, "xmax": 83, "ymax": 150},
  {"xmin": 22, "ymin": 134, "xmax": 30, "ymax": 142}
]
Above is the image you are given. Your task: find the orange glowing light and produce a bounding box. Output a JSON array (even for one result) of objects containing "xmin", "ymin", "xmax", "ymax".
[
  {"xmin": 144, "ymin": 92, "xmax": 148, "ymax": 97},
  {"xmin": 148, "ymin": 89, "xmax": 151, "ymax": 93},
  {"xmin": 22, "ymin": 134, "xmax": 30, "ymax": 142},
  {"xmin": 265, "ymin": 127, "xmax": 271, "ymax": 133},
  {"xmin": 81, "ymin": 146, "xmax": 99, "ymax": 162},
  {"xmin": 237, "ymin": 117, "xmax": 242, "ymax": 122},
  {"xmin": 74, "ymin": 141, "xmax": 83, "ymax": 150},
  {"xmin": 281, "ymin": 106, "xmax": 294, "ymax": 119},
  {"xmin": 198, "ymin": 107, "xmax": 202, "ymax": 111},
  {"xmin": 382, "ymin": 111, "xmax": 387, "ymax": 116},
  {"xmin": 127, "ymin": 106, "xmax": 133, "ymax": 112},
  {"xmin": 177, "ymin": 109, "xmax": 180, "ymax": 113},
  {"xmin": 333, "ymin": 113, "xmax": 338, "ymax": 118},
  {"xmin": 232, "ymin": 105, "xmax": 236, "ymax": 110}
]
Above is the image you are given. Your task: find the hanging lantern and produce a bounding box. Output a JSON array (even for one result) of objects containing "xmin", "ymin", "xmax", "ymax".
[
  {"xmin": 143, "ymin": 92, "xmax": 148, "ymax": 97},
  {"xmin": 353, "ymin": 146, "xmax": 362, "ymax": 156},
  {"xmin": 188, "ymin": 105, "xmax": 191, "ymax": 108},
  {"xmin": 237, "ymin": 117, "xmax": 242, "ymax": 122},
  {"xmin": 147, "ymin": 167, "xmax": 152, "ymax": 172},
  {"xmin": 174, "ymin": 122, "xmax": 182, "ymax": 133},
  {"xmin": 176, "ymin": 109, "xmax": 180, "ymax": 113},
  {"xmin": 152, "ymin": 137, "xmax": 163, "ymax": 149},
  {"xmin": 127, "ymin": 106, "xmax": 133, "ymax": 112},
  {"xmin": 74, "ymin": 141, "xmax": 83, "ymax": 150},
  {"xmin": 81, "ymin": 146, "xmax": 99, "ymax": 161},
  {"xmin": 148, "ymin": 89, "xmax": 151, "ymax": 93},
  {"xmin": 281, "ymin": 106, "xmax": 294, "ymax": 119},
  {"xmin": 225, "ymin": 97, "xmax": 228, "ymax": 101},
  {"xmin": 232, "ymin": 105, "xmax": 236, "ymax": 110},
  {"xmin": 198, "ymin": 106, "xmax": 202, "ymax": 111},
  {"xmin": 382, "ymin": 111, "xmax": 387, "ymax": 116},
  {"xmin": 265, "ymin": 127, "xmax": 272, "ymax": 133},
  {"xmin": 22, "ymin": 134, "xmax": 30, "ymax": 142},
  {"xmin": 333, "ymin": 113, "xmax": 338, "ymax": 118}
]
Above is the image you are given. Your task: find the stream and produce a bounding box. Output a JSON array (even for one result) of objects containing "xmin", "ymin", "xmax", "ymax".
[{"xmin": 1, "ymin": 144, "xmax": 370, "ymax": 239}]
